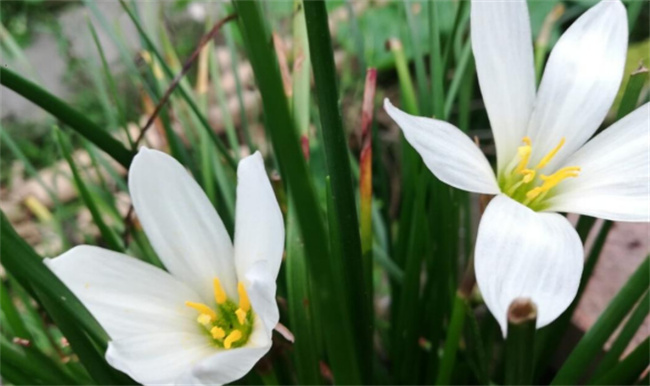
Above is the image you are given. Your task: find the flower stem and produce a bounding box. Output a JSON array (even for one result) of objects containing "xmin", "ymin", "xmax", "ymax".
[{"xmin": 505, "ymin": 298, "xmax": 537, "ymax": 386}]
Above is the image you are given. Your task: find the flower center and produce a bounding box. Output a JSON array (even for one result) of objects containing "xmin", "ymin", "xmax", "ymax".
[
  {"xmin": 499, "ymin": 136, "xmax": 580, "ymax": 210},
  {"xmin": 185, "ymin": 278, "xmax": 254, "ymax": 349}
]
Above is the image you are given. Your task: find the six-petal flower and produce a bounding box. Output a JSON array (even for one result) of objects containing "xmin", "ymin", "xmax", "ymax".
[
  {"xmin": 47, "ymin": 148, "xmax": 285, "ymax": 384},
  {"xmin": 385, "ymin": 0, "xmax": 649, "ymax": 335}
]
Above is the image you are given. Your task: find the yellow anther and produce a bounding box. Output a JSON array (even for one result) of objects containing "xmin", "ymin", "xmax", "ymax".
[
  {"xmin": 526, "ymin": 166, "xmax": 580, "ymax": 200},
  {"xmin": 515, "ymin": 144, "xmax": 532, "ymax": 173},
  {"xmin": 185, "ymin": 301, "xmax": 217, "ymax": 321},
  {"xmin": 235, "ymin": 308, "xmax": 247, "ymax": 325},
  {"xmin": 213, "ymin": 278, "xmax": 227, "ymax": 305},
  {"xmin": 526, "ymin": 187, "xmax": 544, "ymax": 200},
  {"xmin": 197, "ymin": 313, "xmax": 212, "ymax": 326},
  {"xmin": 535, "ymin": 137, "xmax": 566, "ymax": 169},
  {"xmin": 210, "ymin": 327, "xmax": 226, "ymax": 340},
  {"xmin": 224, "ymin": 330, "xmax": 242, "ymax": 349},
  {"xmin": 522, "ymin": 136, "xmax": 532, "ymax": 146},
  {"xmin": 237, "ymin": 282, "xmax": 251, "ymax": 312},
  {"xmin": 519, "ymin": 169, "xmax": 536, "ymax": 183}
]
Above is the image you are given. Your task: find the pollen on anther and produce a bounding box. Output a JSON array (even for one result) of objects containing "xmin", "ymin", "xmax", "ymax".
[
  {"xmin": 237, "ymin": 282, "xmax": 251, "ymax": 312},
  {"xmin": 197, "ymin": 313, "xmax": 212, "ymax": 326},
  {"xmin": 211, "ymin": 327, "xmax": 226, "ymax": 340},
  {"xmin": 235, "ymin": 308, "xmax": 247, "ymax": 325},
  {"xmin": 224, "ymin": 330, "xmax": 242, "ymax": 349}
]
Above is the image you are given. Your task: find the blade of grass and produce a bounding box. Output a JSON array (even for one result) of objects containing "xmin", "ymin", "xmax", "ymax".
[
  {"xmin": 34, "ymin": 287, "xmax": 133, "ymax": 384},
  {"xmin": 0, "ymin": 212, "xmax": 109, "ymax": 347},
  {"xmin": 551, "ymin": 257, "xmax": 650, "ymax": 385},
  {"xmin": 233, "ymin": 1, "xmax": 361, "ymax": 382},
  {"xmin": 403, "ymin": 1, "xmax": 429, "ymax": 115},
  {"xmin": 589, "ymin": 290, "xmax": 649, "ymax": 381},
  {"xmin": 55, "ymin": 129, "xmax": 124, "ymax": 252},
  {"xmin": 87, "ymin": 19, "xmax": 133, "ymax": 148},
  {"xmin": 590, "ymin": 337, "xmax": 649, "ymax": 386},
  {"xmin": 0, "ymin": 68, "xmax": 134, "ymax": 168},
  {"xmin": 429, "ymin": 0, "xmax": 445, "ymax": 118},
  {"xmin": 118, "ymin": 0, "xmax": 237, "ymax": 169},
  {"xmin": 303, "ymin": 2, "xmax": 370, "ymax": 380},
  {"xmin": 435, "ymin": 291, "xmax": 469, "ymax": 385},
  {"xmin": 616, "ymin": 64, "xmax": 648, "ymax": 120}
]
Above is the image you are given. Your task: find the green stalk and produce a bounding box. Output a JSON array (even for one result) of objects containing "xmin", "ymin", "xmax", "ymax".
[
  {"xmin": 435, "ymin": 292, "xmax": 469, "ymax": 385},
  {"xmin": 284, "ymin": 2, "xmax": 322, "ymax": 383},
  {"xmin": 389, "ymin": 39, "xmax": 420, "ymax": 115},
  {"xmin": 403, "ymin": 1, "xmax": 429, "ymax": 115},
  {"xmin": 552, "ymin": 257, "xmax": 650, "ymax": 385},
  {"xmin": 233, "ymin": 1, "xmax": 361, "ymax": 382},
  {"xmin": 504, "ymin": 299, "xmax": 537, "ymax": 385},
  {"xmin": 0, "ymin": 213, "xmax": 109, "ymax": 347},
  {"xmin": 0, "ymin": 281, "xmax": 32, "ymax": 340},
  {"xmin": 590, "ymin": 337, "xmax": 649, "ymax": 386},
  {"xmin": 429, "ymin": 0, "xmax": 445, "ymax": 118},
  {"xmin": 0, "ymin": 67, "xmax": 134, "ymax": 168},
  {"xmin": 590, "ymin": 290, "xmax": 649, "ymax": 381},
  {"xmin": 616, "ymin": 65, "xmax": 648, "ymax": 120},
  {"xmin": 223, "ymin": 9, "xmax": 255, "ymax": 152},
  {"xmin": 35, "ymin": 287, "xmax": 132, "ymax": 385},
  {"xmin": 119, "ymin": 0, "xmax": 237, "ymax": 170},
  {"xmin": 55, "ymin": 130, "xmax": 124, "ymax": 252},
  {"xmin": 303, "ymin": 2, "xmax": 370, "ymax": 380},
  {"xmin": 443, "ymin": 40, "xmax": 472, "ymax": 119},
  {"xmin": 395, "ymin": 173, "xmax": 429, "ymax": 384},
  {"xmin": 286, "ymin": 201, "xmax": 322, "ymax": 385}
]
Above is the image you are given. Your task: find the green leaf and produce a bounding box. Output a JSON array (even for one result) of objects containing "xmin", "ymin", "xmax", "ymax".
[
  {"xmin": 590, "ymin": 337, "xmax": 649, "ymax": 386},
  {"xmin": 551, "ymin": 257, "xmax": 650, "ymax": 385},
  {"xmin": 0, "ymin": 212, "xmax": 109, "ymax": 347},
  {"xmin": 0, "ymin": 67, "xmax": 135, "ymax": 168},
  {"xmin": 435, "ymin": 292, "xmax": 469, "ymax": 385},
  {"xmin": 55, "ymin": 129, "xmax": 124, "ymax": 253},
  {"xmin": 589, "ymin": 290, "xmax": 650, "ymax": 381},
  {"xmin": 232, "ymin": 1, "xmax": 362, "ymax": 383},
  {"xmin": 303, "ymin": 2, "xmax": 371, "ymax": 380}
]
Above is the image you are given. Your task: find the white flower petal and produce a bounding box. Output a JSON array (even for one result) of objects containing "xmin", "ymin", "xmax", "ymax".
[
  {"xmin": 384, "ymin": 99, "xmax": 499, "ymax": 195},
  {"xmin": 129, "ymin": 148, "xmax": 237, "ymax": 302},
  {"xmin": 471, "ymin": 0, "xmax": 536, "ymax": 172},
  {"xmin": 106, "ymin": 331, "xmax": 213, "ymax": 385},
  {"xmin": 187, "ymin": 316, "xmax": 272, "ymax": 385},
  {"xmin": 527, "ymin": 0, "xmax": 628, "ymax": 171},
  {"xmin": 475, "ymin": 195, "xmax": 583, "ymax": 336},
  {"xmin": 45, "ymin": 246, "xmax": 201, "ymax": 340},
  {"xmin": 234, "ymin": 151, "xmax": 284, "ymax": 332},
  {"xmin": 545, "ymin": 103, "xmax": 650, "ymax": 221}
]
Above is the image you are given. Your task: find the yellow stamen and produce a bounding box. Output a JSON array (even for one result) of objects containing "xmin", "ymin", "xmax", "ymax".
[
  {"xmin": 211, "ymin": 327, "xmax": 226, "ymax": 340},
  {"xmin": 185, "ymin": 301, "xmax": 217, "ymax": 321},
  {"xmin": 238, "ymin": 282, "xmax": 251, "ymax": 312},
  {"xmin": 235, "ymin": 308, "xmax": 247, "ymax": 325},
  {"xmin": 224, "ymin": 330, "xmax": 242, "ymax": 349},
  {"xmin": 535, "ymin": 137, "xmax": 566, "ymax": 169},
  {"xmin": 519, "ymin": 169, "xmax": 536, "ymax": 183},
  {"xmin": 197, "ymin": 313, "xmax": 212, "ymax": 326},
  {"xmin": 526, "ymin": 166, "xmax": 581, "ymax": 200},
  {"xmin": 213, "ymin": 278, "xmax": 227, "ymax": 305},
  {"xmin": 515, "ymin": 144, "xmax": 532, "ymax": 173},
  {"xmin": 522, "ymin": 136, "xmax": 532, "ymax": 146}
]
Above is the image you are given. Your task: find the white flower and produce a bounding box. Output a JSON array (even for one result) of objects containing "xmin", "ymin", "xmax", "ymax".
[
  {"xmin": 385, "ymin": 0, "xmax": 649, "ymax": 335},
  {"xmin": 46, "ymin": 148, "xmax": 285, "ymax": 384}
]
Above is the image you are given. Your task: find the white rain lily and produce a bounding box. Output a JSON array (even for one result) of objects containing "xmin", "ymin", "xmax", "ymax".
[
  {"xmin": 46, "ymin": 148, "xmax": 285, "ymax": 384},
  {"xmin": 385, "ymin": 0, "xmax": 649, "ymax": 335}
]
